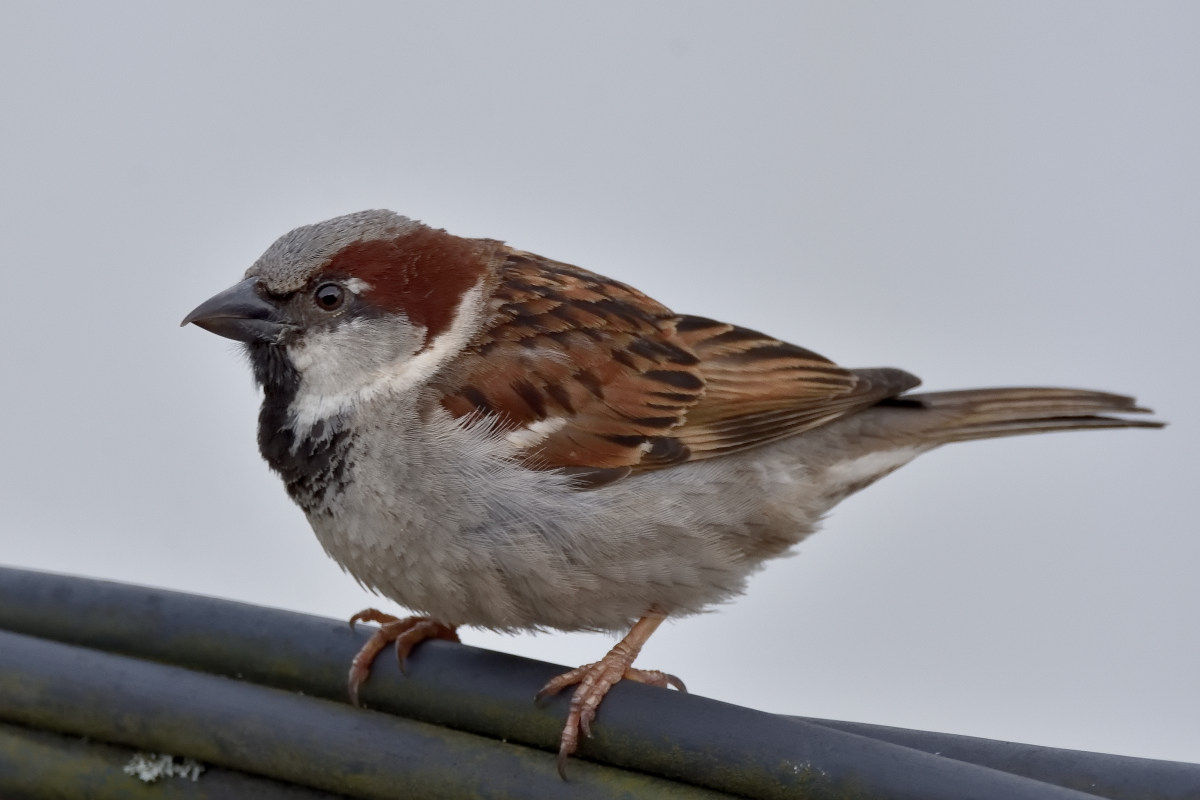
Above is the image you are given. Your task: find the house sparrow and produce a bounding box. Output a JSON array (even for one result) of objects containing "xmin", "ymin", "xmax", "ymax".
[{"xmin": 183, "ymin": 209, "xmax": 1161, "ymax": 774}]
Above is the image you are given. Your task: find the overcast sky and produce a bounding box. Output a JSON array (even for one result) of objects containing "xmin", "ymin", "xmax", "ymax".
[{"xmin": 2, "ymin": 1, "xmax": 1196, "ymax": 764}]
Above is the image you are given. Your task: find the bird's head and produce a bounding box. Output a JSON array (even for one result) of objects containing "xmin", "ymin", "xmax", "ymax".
[{"xmin": 182, "ymin": 210, "xmax": 499, "ymax": 420}]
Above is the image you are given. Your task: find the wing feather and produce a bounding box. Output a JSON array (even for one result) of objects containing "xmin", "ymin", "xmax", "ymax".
[{"xmin": 432, "ymin": 249, "xmax": 919, "ymax": 479}]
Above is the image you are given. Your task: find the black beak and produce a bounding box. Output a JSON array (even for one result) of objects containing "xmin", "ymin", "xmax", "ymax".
[{"xmin": 181, "ymin": 277, "xmax": 291, "ymax": 344}]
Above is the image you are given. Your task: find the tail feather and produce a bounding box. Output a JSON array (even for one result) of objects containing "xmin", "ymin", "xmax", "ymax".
[{"xmin": 884, "ymin": 387, "xmax": 1163, "ymax": 444}]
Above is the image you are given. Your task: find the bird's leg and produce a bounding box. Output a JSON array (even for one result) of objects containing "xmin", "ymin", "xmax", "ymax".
[
  {"xmin": 346, "ymin": 608, "xmax": 459, "ymax": 706},
  {"xmin": 536, "ymin": 614, "xmax": 685, "ymax": 777}
]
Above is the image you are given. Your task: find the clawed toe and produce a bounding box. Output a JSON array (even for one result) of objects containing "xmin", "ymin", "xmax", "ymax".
[
  {"xmin": 625, "ymin": 667, "xmax": 687, "ymax": 692},
  {"xmin": 347, "ymin": 610, "xmax": 680, "ymax": 779},
  {"xmin": 346, "ymin": 610, "xmax": 459, "ymax": 706},
  {"xmin": 535, "ymin": 615, "xmax": 680, "ymax": 778}
]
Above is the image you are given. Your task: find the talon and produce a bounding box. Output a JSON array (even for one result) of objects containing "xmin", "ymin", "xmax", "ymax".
[
  {"xmin": 536, "ymin": 663, "xmax": 590, "ymax": 702},
  {"xmin": 540, "ymin": 615, "xmax": 677, "ymax": 779},
  {"xmin": 624, "ymin": 667, "xmax": 687, "ymax": 693},
  {"xmin": 579, "ymin": 707, "xmax": 594, "ymax": 739},
  {"xmin": 349, "ymin": 607, "xmax": 390, "ymax": 631},
  {"xmin": 344, "ymin": 611, "xmax": 459, "ymax": 705}
]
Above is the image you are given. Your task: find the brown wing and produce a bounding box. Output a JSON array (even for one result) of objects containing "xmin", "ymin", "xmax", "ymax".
[
  {"xmin": 436, "ymin": 249, "xmax": 704, "ymax": 470},
  {"xmin": 671, "ymin": 316, "xmax": 919, "ymax": 459},
  {"xmin": 435, "ymin": 247, "xmax": 919, "ymax": 476}
]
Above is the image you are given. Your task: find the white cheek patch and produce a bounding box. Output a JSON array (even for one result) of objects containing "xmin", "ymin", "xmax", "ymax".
[
  {"xmin": 286, "ymin": 317, "xmax": 417, "ymax": 430},
  {"xmin": 285, "ymin": 279, "xmax": 489, "ymax": 434}
]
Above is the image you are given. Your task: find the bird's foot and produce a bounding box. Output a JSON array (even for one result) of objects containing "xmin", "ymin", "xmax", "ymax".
[
  {"xmin": 346, "ymin": 608, "xmax": 459, "ymax": 706},
  {"xmin": 535, "ymin": 615, "xmax": 682, "ymax": 778}
]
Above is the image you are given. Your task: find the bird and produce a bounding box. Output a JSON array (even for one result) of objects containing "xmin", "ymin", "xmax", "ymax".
[{"xmin": 182, "ymin": 209, "xmax": 1162, "ymax": 775}]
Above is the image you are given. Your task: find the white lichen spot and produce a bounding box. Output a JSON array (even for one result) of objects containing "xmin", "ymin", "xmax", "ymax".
[{"xmin": 123, "ymin": 752, "xmax": 205, "ymax": 783}]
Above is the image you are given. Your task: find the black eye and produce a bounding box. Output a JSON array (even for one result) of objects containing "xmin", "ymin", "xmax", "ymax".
[{"xmin": 313, "ymin": 283, "xmax": 345, "ymax": 311}]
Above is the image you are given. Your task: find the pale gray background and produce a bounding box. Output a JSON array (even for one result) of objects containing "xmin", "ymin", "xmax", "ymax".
[{"xmin": 2, "ymin": 2, "xmax": 1196, "ymax": 763}]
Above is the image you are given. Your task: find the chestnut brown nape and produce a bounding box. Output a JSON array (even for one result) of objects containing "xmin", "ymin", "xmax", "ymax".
[{"xmin": 324, "ymin": 228, "xmax": 495, "ymax": 344}]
